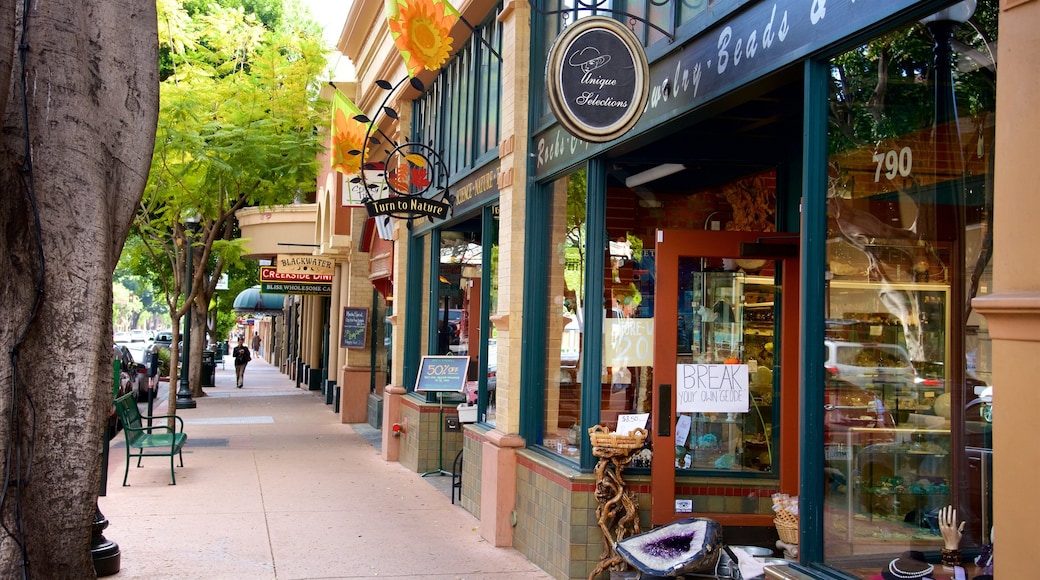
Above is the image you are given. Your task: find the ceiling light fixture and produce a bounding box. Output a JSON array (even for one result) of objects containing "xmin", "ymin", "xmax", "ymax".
[{"xmin": 625, "ymin": 163, "xmax": 686, "ymax": 188}]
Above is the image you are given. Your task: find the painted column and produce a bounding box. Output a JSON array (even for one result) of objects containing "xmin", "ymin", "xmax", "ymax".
[
  {"xmin": 340, "ymin": 207, "xmax": 383, "ymax": 423},
  {"xmin": 973, "ymin": 0, "xmax": 1040, "ymax": 576},
  {"xmin": 478, "ymin": 0, "xmax": 531, "ymax": 547}
]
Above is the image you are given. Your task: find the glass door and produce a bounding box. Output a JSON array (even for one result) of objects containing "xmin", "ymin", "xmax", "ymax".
[{"xmin": 651, "ymin": 229, "xmax": 801, "ymax": 526}]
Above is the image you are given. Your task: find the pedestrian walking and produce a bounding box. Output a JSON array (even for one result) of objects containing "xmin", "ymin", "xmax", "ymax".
[
  {"xmin": 232, "ymin": 337, "xmax": 251, "ymax": 388},
  {"xmin": 251, "ymin": 333, "xmax": 261, "ymax": 357}
]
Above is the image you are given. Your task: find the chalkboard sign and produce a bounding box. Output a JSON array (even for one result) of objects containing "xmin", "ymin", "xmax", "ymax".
[
  {"xmin": 414, "ymin": 356, "xmax": 469, "ymax": 393},
  {"xmin": 341, "ymin": 307, "xmax": 369, "ymax": 348}
]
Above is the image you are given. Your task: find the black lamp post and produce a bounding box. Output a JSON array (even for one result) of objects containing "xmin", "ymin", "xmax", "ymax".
[
  {"xmin": 922, "ymin": 0, "xmax": 976, "ymax": 546},
  {"xmin": 176, "ymin": 214, "xmax": 200, "ymax": 409}
]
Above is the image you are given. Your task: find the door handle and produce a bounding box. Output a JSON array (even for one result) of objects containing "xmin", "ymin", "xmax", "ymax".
[{"xmin": 659, "ymin": 384, "xmax": 671, "ymax": 437}]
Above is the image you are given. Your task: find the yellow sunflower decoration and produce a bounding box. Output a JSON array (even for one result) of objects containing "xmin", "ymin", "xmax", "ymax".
[
  {"xmin": 330, "ymin": 91, "xmax": 369, "ymax": 176},
  {"xmin": 385, "ymin": 0, "xmax": 460, "ymax": 77}
]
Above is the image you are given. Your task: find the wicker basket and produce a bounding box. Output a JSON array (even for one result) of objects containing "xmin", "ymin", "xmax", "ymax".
[
  {"xmin": 773, "ymin": 510, "xmax": 800, "ymax": 544},
  {"xmin": 587, "ymin": 425, "xmax": 648, "ymax": 450}
]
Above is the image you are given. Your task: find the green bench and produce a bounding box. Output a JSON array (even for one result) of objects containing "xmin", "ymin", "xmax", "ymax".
[{"xmin": 113, "ymin": 393, "xmax": 187, "ymax": 485}]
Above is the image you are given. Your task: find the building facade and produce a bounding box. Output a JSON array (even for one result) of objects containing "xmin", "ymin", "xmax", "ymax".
[{"xmin": 313, "ymin": 0, "xmax": 1039, "ymax": 578}]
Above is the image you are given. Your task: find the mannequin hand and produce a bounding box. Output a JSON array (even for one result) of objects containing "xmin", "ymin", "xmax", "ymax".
[{"xmin": 938, "ymin": 505, "xmax": 965, "ymax": 550}]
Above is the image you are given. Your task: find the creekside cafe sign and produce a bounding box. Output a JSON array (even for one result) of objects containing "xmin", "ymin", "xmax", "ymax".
[
  {"xmin": 535, "ymin": 0, "xmax": 926, "ymax": 179},
  {"xmin": 546, "ymin": 16, "xmax": 650, "ymax": 143},
  {"xmin": 259, "ymin": 266, "xmax": 331, "ymax": 296}
]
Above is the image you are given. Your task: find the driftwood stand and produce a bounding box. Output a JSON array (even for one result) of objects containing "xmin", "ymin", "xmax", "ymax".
[{"xmin": 588, "ymin": 426, "xmax": 648, "ymax": 580}]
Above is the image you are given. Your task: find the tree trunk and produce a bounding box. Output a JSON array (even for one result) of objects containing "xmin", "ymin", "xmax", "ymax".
[
  {"xmin": 190, "ymin": 303, "xmax": 207, "ymax": 397},
  {"xmin": 0, "ymin": 0, "xmax": 158, "ymax": 576}
]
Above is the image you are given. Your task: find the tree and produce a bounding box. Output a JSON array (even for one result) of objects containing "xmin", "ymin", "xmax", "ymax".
[
  {"xmin": 132, "ymin": 0, "xmax": 328, "ymax": 400},
  {"xmin": 0, "ymin": 0, "xmax": 159, "ymax": 576}
]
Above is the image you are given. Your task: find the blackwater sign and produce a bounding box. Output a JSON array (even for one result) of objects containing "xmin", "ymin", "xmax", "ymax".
[
  {"xmin": 546, "ymin": 16, "xmax": 649, "ymax": 143},
  {"xmin": 414, "ymin": 356, "xmax": 470, "ymax": 392}
]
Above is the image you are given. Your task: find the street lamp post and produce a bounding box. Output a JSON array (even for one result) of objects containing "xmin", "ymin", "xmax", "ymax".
[{"xmin": 176, "ymin": 214, "xmax": 200, "ymax": 409}]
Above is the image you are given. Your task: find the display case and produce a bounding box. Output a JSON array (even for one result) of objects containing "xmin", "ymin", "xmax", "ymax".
[{"xmin": 827, "ymin": 427, "xmax": 950, "ymax": 548}]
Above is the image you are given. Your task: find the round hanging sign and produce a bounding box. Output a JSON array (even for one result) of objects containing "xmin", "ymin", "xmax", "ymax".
[{"xmin": 546, "ymin": 16, "xmax": 649, "ymax": 143}]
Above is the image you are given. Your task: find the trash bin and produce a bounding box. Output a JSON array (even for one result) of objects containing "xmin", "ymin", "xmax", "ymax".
[
  {"xmin": 218, "ymin": 341, "xmax": 228, "ymax": 357},
  {"xmin": 201, "ymin": 349, "xmax": 216, "ymax": 388}
]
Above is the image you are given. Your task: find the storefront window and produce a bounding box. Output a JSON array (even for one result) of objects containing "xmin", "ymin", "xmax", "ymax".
[
  {"xmin": 822, "ymin": 3, "xmax": 996, "ymax": 574},
  {"xmin": 436, "ymin": 212, "xmax": 499, "ymax": 424},
  {"xmin": 542, "ymin": 168, "xmax": 587, "ymax": 458}
]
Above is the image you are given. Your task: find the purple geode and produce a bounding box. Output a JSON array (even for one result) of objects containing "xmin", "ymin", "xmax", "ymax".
[{"xmin": 615, "ymin": 517, "xmax": 724, "ymax": 577}]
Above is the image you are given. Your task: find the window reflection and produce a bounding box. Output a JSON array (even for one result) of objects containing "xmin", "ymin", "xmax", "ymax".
[
  {"xmin": 823, "ymin": 6, "xmax": 996, "ymax": 573},
  {"xmin": 543, "ymin": 169, "xmax": 586, "ymax": 458}
]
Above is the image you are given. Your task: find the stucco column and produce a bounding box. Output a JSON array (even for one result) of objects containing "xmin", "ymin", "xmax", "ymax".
[
  {"xmin": 971, "ymin": 1, "xmax": 1040, "ymax": 576},
  {"xmin": 327, "ymin": 263, "xmax": 343, "ymax": 381},
  {"xmin": 475, "ymin": 0, "xmax": 531, "ymax": 548},
  {"xmin": 340, "ymin": 208, "xmax": 382, "ymax": 423}
]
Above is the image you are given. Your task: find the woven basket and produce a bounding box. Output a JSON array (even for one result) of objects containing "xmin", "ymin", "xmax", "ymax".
[
  {"xmin": 587, "ymin": 425, "xmax": 648, "ymax": 450},
  {"xmin": 774, "ymin": 510, "xmax": 800, "ymax": 544}
]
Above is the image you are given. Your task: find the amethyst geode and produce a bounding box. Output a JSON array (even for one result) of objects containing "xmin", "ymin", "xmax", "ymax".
[{"xmin": 615, "ymin": 517, "xmax": 723, "ymax": 577}]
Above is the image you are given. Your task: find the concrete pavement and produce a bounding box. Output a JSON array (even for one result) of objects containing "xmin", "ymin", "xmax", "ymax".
[{"xmin": 99, "ymin": 355, "xmax": 552, "ymax": 580}]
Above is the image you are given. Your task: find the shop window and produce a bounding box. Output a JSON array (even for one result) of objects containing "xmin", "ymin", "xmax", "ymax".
[
  {"xmin": 822, "ymin": 3, "xmax": 996, "ymax": 575},
  {"xmin": 433, "ymin": 213, "xmax": 499, "ymax": 425},
  {"xmin": 542, "ymin": 168, "xmax": 587, "ymax": 458}
]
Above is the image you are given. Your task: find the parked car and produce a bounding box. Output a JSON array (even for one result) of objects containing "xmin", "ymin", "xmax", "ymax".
[
  {"xmin": 824, "ymin": 339, "xmax": 915, "ymax": 390},
  {"xmin": 113, "ymin": 344, "xmax": 147, "ymax": 402}
]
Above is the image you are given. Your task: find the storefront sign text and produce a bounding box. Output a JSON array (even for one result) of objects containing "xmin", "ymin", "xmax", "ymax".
[
  {"xmin": 676, "ymin": 364, "xmax": 749, "ymax": 413},
  {"xmin": 276, "ymin": 254, "xmax": 334, "ymax": 276},
  {"xmin": 546, "ymin": 16, "xmax": 649, "ymax": 143},
  {"xmin": 535, "ymin": 0, "xmax": 921, "ymax": 178},
  {"xmin": 365, "ymin": 196, "xmax": 450, "ymax": 219},
  {"xmin": 450, "ymin": 161, "xmax": 500, "ymax": 213}
]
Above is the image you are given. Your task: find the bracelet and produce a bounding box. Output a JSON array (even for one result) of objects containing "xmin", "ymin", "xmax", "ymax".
[{"xmin": 941, "ymin": 548, "xmax": 962, "ymax": 566}]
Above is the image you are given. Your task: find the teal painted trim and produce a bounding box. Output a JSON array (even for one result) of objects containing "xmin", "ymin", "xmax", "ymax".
[
  {"xmin": 581, "ymin": 159, "xmax": 607, "ymax": 469},
  {"xmin": 425, "ymin": 229, "xmax": 443, "ymax": 402},
  {"xmin": 799, "ymin": 58, "xmax": 830, "ymax": 564},
  {"xmin": 403, "ymin": 232, "xmax": 425, "ymax": 393},
  {"xmin": 477, "ymin": 206, "xmax": 494, "ymax": 419},
  {"xmin": 519, "ymin": 0, "xmax": 552, "ymax": 444},
  {"xmin": 519, "ymin": 181, "xmax": 550, "ymax": 442}
]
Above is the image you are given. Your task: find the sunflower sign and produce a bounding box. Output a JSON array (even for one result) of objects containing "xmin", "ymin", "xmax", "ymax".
[
  {"xmin": 330, "ymin": 90, "xmax": 369, "ymax": 175},
  {"xmin": 385, "ymin": 0, "xmax": 460, "ymax": 77}
]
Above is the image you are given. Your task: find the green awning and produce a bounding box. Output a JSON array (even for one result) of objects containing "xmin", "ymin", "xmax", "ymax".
[{"xmin": 232, "ymin": 285, "xmax": 285, "ymax": 315}]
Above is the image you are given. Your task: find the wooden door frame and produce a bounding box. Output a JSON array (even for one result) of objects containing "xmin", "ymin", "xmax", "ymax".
[{"xmin": 651, "ymin": 229, "xmax": 801, "ymax": 526}]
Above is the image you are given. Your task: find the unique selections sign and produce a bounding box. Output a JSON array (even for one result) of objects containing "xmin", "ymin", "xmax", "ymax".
[
  {"xmin": 534, "ymin": 0, "xmax": 924, "ymax": 179},
  {"xmin": 414, "ymin": 356, "xmax": 470, "ymax": 392},
  {"xmin": 276, "ymin": 254, "xmax": 334, "ymax": 276},
  {"xmin": 546, "ymin": 16, "xmax": 649, "ymax": 143},
  {"xmin": 259, "ymin": 265, "xmax": 332, "ymax": 296},
  {"xmin": 340, "ymin": 307, "xmax": 369, "ymax": 348},
  {"xmin": 676, "ymin": 364, "xmax": 750, "ymax": 413}
]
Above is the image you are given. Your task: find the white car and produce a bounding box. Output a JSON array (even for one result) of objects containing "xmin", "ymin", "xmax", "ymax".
[{"xmin": 823, "ymin": 339, "xmax": 915, "ymax": 389}]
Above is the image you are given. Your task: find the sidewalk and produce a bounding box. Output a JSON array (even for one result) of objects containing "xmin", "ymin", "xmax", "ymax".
[{"xmin": 99, "ymin": 356, "xmax": 553, "ymax": 580}]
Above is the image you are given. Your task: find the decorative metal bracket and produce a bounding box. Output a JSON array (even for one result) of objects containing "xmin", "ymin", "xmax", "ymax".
[
  {"xmin": 345, "ymin": 75, "xmax": 454, "ymax": 223},
  {"xmin": 531, "ymin": 0, "xmax": 677, "ymax": 43}
]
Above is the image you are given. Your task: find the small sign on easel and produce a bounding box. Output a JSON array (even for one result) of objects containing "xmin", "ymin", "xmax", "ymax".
[{"xmin": 414, "ymin": 356, "xmax": 469, "ymax": 393}]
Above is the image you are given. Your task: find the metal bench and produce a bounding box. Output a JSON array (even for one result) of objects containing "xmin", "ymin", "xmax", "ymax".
[{"xmin": 113, "ymin": 393, "xmax": 187, "ymax": 485}]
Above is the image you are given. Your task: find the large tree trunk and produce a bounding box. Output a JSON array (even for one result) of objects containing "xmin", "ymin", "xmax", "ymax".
[{"xmin": 0, "ymin": 0, "xmax": 158, "ymax": 576}]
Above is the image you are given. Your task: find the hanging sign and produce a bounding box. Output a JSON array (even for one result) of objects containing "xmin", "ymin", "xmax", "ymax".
[
  {"xmin": 276, "ymin": 254, "xmax": 335, "ymax": 276},
  {"xmin": 676, "ymin": 364, "xmax": 750, "ymax": 413},
  {"xmin": 259, "ymin": 266, "xmax": 331, "ymax": 296},
  {"xmin": 546, "ymin": 16, "xmax": 649, "ymax": 143}
]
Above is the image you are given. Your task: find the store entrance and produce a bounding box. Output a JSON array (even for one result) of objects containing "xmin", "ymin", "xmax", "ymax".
[{"xmin": 650, "ymin": 230, "xmax": 801, "ymax": 526}]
